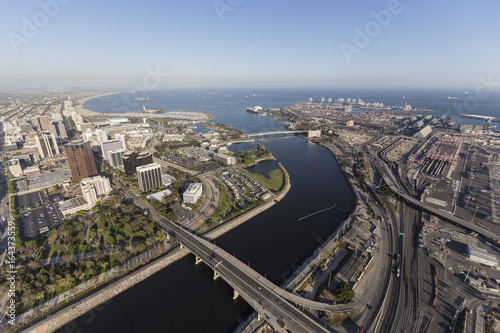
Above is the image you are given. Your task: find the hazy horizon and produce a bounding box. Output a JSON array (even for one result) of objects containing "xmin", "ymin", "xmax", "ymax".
[{"xmin": 1, "ymin": 1, "xmax": 499, "ymax": 89}]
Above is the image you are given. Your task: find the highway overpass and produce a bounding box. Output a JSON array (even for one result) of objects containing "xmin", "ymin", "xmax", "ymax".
[
  {"xmin": 381, "ymin": 175, "xmax": 500, "ymax": 243},
  {"xmin": 143, "ymin": 205, "xmax": 376, "ymax": 331}
]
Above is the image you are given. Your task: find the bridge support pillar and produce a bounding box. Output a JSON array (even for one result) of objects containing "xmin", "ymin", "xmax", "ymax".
[
  {"xmin": 233, "ymin": 289, "xmax": 239, "ymax": 300},
  {"xmin": 179, "ymin": 243, "xmax": 183, "ymax": 249},
  {"xmin": 195, "ymin": 256, "xmax": 202, "ymax": 265},
  {"xmin": 213, "ymin": 270, "xmax": 219, "ymax": 280}
]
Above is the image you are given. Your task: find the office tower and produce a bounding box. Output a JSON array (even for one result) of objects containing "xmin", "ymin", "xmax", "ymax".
[
  {"xmin": 36, "ymin": 116, "xmax": 52, "ymax": 131},
  {"xmin": 48, "ymin": 121, "xmax": 68, "ymax": 142},
  {"xmin": 122, "ymin": 151, "xmax": 153, "ymax": 175},
  {"xmin": 65, "ymin": 140, "xmax": 98, "ymax": 182},
  {"xmin": 108, "ymin": 149, "xmax": 126, "ymax": 168},
  {"xmin": 81, "ymin": 176, "xmax": 111, "ymax": 205},
  {"xmin": 136, "ymin": 163, "xmax": 162, "ymax": 192},
  {"xmin": 35, "ymin": 131, "xmax": 60, "ymax": 158},
  {"xmin": 101, "ymin": 140, "xmax": 123, "ymax": 159}
]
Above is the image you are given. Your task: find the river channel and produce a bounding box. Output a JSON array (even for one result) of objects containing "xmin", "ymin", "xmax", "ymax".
[{"xmin": 57, "ymin": 91, "xmax": 355, "ymax": 333}]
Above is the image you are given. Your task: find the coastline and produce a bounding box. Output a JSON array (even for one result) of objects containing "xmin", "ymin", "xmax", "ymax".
[{"xmin": 74, "ymin": 91, "xmax": 124, "ymax": 116}]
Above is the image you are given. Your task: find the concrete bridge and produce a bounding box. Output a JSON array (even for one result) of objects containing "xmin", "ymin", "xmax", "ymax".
[
  {"xmin": 148, "ymin": 208, "xmax": 366, "ymax": 331},
  {"xmin": 247, "ymin": 130, "xmax": 321, "ymax": 138}
]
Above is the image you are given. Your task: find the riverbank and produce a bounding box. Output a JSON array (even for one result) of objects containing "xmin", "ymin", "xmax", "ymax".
[
  {"xmin": 205, "ymin": 163, "xmax": 291, "ymax": 239},
  {"xmin": 22, "ymin": 246, "xmax": 189, "ymax": 333},
  {"xmin": 23, "ymin": 164, "xmax": 291, "ymax": 332}
]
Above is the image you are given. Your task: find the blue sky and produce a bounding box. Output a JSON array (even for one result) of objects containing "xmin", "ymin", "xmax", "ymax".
[{"xmin": 1, "ymin": 0, "xmax": 499, "ymax": 88}]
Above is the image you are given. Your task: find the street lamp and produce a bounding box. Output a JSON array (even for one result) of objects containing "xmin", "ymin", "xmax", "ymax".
[{"xmin": 471, "ymin": 206, "xmax": 479, "ymax": 223}]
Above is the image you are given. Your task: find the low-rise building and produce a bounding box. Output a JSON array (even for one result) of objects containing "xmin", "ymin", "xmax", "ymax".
[
  {"xmin": 214, "ymin": 153, "xmax": 236, "ymax": 166},
  {"xmin": 163, "ymin": 134, "xmax": 185, "ymax": 142},
  {"xmin": 467, "ymin": 245, "xmax": 498, "ymax": 268},
  {"xmin": 162, "ymin": 173, "xmax": 176, "ymax": 186},
  {"xmin": 8, "ymin": 158, "xmax": 23, "ymax": 177},
  {"xmin": 147, "ymin": 189, "xmax": 172, "ymax": 201},
  {"xmin": 23, "ymin": 165, "xmax": 40, "ymax": 176},
  {"xmin": 413, "ymin": 125, "xmax": 432, "ymax": 138},
  {"xmin": 183, "ymin": 183, "xmax": 203, "ymax": 204}
]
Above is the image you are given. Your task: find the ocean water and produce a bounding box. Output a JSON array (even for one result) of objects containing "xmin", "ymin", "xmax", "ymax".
[{"xmin": 84, "ymin": 87, "xmax": 500, "ymax": 130}]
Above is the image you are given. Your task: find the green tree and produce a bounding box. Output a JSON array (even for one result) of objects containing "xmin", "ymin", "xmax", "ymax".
[{"xmin": 334, "ymin": 280, "xmax": 354, "ymax": 302}]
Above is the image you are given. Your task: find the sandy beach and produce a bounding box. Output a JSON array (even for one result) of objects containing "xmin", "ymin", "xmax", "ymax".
[{"xmin": 74, "ymin": 91, "xmax": 123, "ymax": 116}]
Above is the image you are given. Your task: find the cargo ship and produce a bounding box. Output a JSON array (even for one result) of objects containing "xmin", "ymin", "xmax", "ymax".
[{"xmin": 141, "ymin": 105, "xmax": 163, "ymax": 113}]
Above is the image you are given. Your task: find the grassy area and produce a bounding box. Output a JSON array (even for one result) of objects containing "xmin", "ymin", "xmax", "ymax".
[
  {"xmin": 200, "ymin": 183, "xmax": 232, "ymax": 230},
  {"xmin": 240, "ymin": 167, "xmax": 284, "ymax": 192}
]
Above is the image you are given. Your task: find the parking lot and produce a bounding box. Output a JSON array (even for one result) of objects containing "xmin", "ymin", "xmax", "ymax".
[
  {"xmin": 17, "ymin": 191, "xmax": 64, "ymax": 240},
  {"xmin": 17, "ymin": 191, "xmax": 46, "ymax": 210},
  {"xmin": 419, "ymin": 218, "xmax": 500, "ymax": 294}
]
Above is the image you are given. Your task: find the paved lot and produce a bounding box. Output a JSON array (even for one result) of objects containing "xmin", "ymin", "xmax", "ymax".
[
  {"xmin": 18, "ymin": 191, "xmax": 46, "ymax": 210},
  {"xmin": 17, "ymin": 191, "xmax": 65, "ymax": 241},
  {"xmin": 19, "ymin": 206, "xmax": 63, "ymax": 240}
]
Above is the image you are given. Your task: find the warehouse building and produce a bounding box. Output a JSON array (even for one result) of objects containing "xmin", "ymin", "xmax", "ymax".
[{"xmin": 467, "ymin": 245, "xmax": 498, "ymax": 268}]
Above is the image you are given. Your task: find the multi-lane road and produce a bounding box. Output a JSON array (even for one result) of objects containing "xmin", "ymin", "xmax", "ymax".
[{"xmin": 147, "ymin": 207, "xmax": 330, "ymax": 332}]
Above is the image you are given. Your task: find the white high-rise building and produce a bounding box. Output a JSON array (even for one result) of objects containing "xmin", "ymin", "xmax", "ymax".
[
  {"xmin": 115, "ymin": 133, "xmax": 127, "ymax": 150},
  {"xmin": 81, "ymin": 178, "xmax": 98, "ymax": 205},
  {"xmin": 80, "ymin": 175, "xmax": 111, "ymax": 205},
  {"xmin": 136, "ymin": 163, "xmax": 162, "ymax": 192},
  {"xmin": 108, "ymin": 149, "xmax": 126, "ymax": 167},
  {"xmin": 95, "ymin": 129, "xmax": 109, "ymax": 143},
  {"xmin": 35, "ymin": 131, "xmax": 60, "ymax": 158}
]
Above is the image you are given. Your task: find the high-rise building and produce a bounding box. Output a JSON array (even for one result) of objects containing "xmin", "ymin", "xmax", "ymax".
[
  {"xmin": 35, "ymin": 131, "xmax": 60, "ymax": 158},
  {"xmin": 36, "ymin": 116, "xmax": 52, "ymax": 131},
  {"xmin": 101, "ymin": 140, "xmax": 123, "ymax": 159},
  {"xmin": 48, "ymin": 121, "xmax": 68, "ymax": 142},
  {"xmin": 65, "ymin": 140, "xmax": 98, "ymax": 182},
  {"xmin": 122, "ymin": 151, "xmax": 137, "ymax": 175},
  {"xmin": 136, "ymin": 163, "xmax": 162, "ymax": 192},
  {"xmin": 122, "ymin": 151, "xmax": 153, "ymax": 175},
  {"xmin": 108, "ymin": 149, "xmax": 126, "ymax": 168},
  {"xmin": 114, "ymin": 133, "xmax": 127, "ymax": 150},
  {"xmin": 95, "ymin": 129, "xmax": 108, "ymax": 143},
  {"xmin": 81, "ymin": 178, "xmax": 98, "ymax": 205},
  {"xmin": 80, "ymin": 176, "xmax": 111, "ymax": 205}
]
